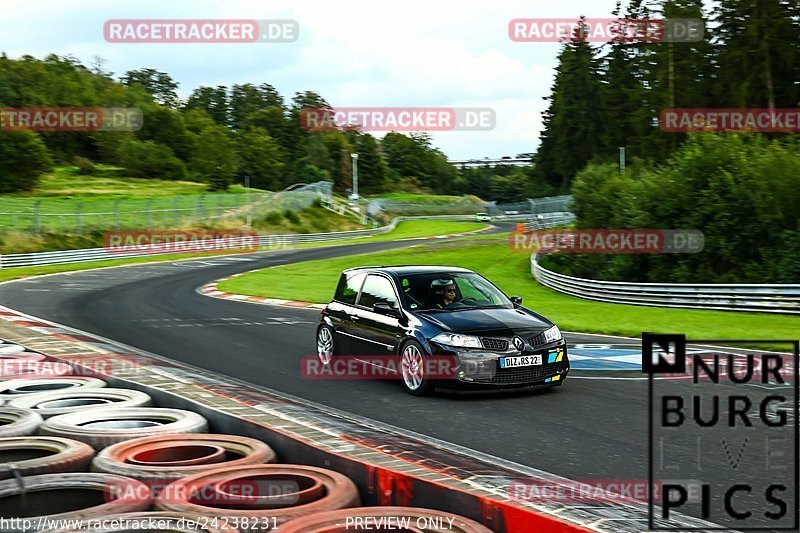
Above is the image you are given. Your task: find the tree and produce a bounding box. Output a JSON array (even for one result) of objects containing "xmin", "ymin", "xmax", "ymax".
[
  {"xmin": 293, "ymin": 132, "xmax": 333, "ymax": 186},
  {"xmin": 136, "ymin": 105, "xmax": 190, "ymax": 159},
  {"xmin": 185, "ymin": 86, "xmax": 229, "ymax": 126},
  {"xmin": 121, "ymin": 68, "xmax": 179, "ymax": 107},
  {"xmin": 244, "ymin": 107, "xmax": 290, "ymax": 150},
  {"xmin": 712, "ymin": 0, "xmax": 798, "ymax": 109},
  {"xmin": 0, "ymin": 130, "xmax": 53, "ymax": 192},
  {"xmin": 117, "ymin": 139, "xmax": 187, "ymax": 180},
  {"xmin": 236, "ymin": 128, "xmax": 285, "ymax": 190},
  {"xmin": 230, "ymin": 84, "xmax": 268, "ymax": 130},
  {"xmin": 353, "ymin": 134, "xmax": 387, "ymax": 194},
  {"xmin": 546, "ymin": 19, "xmax": 604, "ymax": 188},
  {"xmin": 189, "ymin": 125, "xmax": 236, "ymax": 188}
]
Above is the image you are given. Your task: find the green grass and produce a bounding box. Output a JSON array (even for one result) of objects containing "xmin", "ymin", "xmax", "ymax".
[
  {"xmin": 362, "ymin": 220, "xmax": 485, "ymax": 241},
  {"xmin": 218, "ymin": 237, "xmax": 800, "ymax": 342},
  {"xmin": 0, "ymin": 166, "xmax": 270, "ymax": 232},
  {"xmin": 372, "ymin": 192, "xmax": 482, "ymax": 204}
]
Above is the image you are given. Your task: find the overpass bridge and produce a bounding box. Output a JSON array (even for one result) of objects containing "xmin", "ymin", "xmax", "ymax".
[{"xmin": 448, "ymin": 156, "xmax": 532, "ymax": 168}]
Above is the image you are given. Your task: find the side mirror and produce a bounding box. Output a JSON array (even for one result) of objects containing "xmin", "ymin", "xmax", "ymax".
[
  {"xmin": 373, "ymin": 301, "xmax": 401, "ymax": 317},
  {"xmin": 510, "ymin": 296, "xmax": 523, "ymax": 306}
]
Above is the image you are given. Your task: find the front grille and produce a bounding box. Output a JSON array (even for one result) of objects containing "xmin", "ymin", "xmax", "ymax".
[
  {"xmin": 481, "ymin": 338, "xmax": 508, "ymax": 351},
  {"xmin": 528, "ymin": 332, "xmax": 547, "ymax": 347},
  {"xmin": 475, "ymin": 361, "xmax": 567, "ymax": 384}
]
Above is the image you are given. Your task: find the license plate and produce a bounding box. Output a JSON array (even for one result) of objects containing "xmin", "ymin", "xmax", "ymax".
[{"xmin": 500, "ymin": 354, "xmax": 542, "ymax": 369}]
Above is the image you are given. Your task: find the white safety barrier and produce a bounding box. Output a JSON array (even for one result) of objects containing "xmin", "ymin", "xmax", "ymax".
[{"xmin": 531, "ymin": 251, "xmax": 800, "ymax": 314}]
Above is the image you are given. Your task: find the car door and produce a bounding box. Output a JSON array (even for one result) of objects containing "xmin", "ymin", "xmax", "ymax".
[
  {"xmin": 328, "ymin": 272, "xmax": 367, "ymax": 355},
  {"xmin": 349, "ymin": 274, "xmax": 402, "ymax": 365}
]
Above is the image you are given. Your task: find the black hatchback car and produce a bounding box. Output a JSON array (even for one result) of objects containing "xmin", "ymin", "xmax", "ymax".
[{"xmin": 316, "ymin": 266, "xmax": 569, "ymax": 395}]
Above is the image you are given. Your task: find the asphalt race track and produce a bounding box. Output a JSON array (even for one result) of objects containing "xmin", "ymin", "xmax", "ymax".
[{"xmin": 1, "ymin": 231, "xmax": 795, "ymax": 528}]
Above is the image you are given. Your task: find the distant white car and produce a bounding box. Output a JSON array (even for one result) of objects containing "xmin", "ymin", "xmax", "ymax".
[{"xmin": 475, "ymin": 212, "xmax": 492, "ymax": 222}]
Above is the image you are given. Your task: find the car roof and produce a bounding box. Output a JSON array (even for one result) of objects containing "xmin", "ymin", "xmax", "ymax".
[{"xmin": 343, "ymin": 265, "xmax": 475, "ymax": 276}]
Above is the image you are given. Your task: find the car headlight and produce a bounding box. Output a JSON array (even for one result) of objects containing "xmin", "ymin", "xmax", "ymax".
[
  {"xmin": 543, "ymin": 325, "xmax": 562, "ymax": 343},
  {"xmin": 431, "ymin": 333, "xmax": 483, "ymax": 349}
]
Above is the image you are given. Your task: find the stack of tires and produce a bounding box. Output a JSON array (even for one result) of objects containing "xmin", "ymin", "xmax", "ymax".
[
  {"xmin": 0, "ymin": 343, "xmax": 493, "ymax": 532},
  {"xmin": 0, "ymin": 343, "xmax": 72, "ymax": 382}
]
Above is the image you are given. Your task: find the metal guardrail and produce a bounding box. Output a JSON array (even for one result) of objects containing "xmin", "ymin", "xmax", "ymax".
[
  {"xmin": 0, "ymin": 212, "xmax": 497, "ymax": 269},
  {"xmin": 531, "ymin": 251, "xmax": 800, "ymax": 314},
  {"xmin": 0, "ymin": 220, "xmax": 399, "ymax": 269}
]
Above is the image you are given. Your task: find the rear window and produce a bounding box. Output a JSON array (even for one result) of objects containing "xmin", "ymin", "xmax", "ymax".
[{"xmin": 334, "ymin": 272, "xmax": 366, "ymax": 305}]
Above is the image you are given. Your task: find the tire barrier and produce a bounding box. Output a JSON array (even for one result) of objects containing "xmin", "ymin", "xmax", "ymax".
[
  {"xmin": 156, "ymin": 464, "xmax": 360, "ymax": 529},
  {"xmin": 0, "ymin": 377, "xmax": 106, "ymax": 400},
  {"xmin": 8, "ymin": 389, "xmax": 152, "ymax": 418},
  {"xmin": 0, "ymin": 345, "xmax": 26, "ymax": 356},
  {"xmin": 40, "ymin": 408, "xmax": 209, "ymax": 450},
  {"xmin": 93, "ymin": 434, "xmax": 277, "ymax": 489},
  {"xmin": 46, "ymin": 511, "xmax": 241, "ymax": 532},
  {"xmin": 279, "ymin": 507, "xmax": 496, "ymax": 532},
  {"xmin": 0, "ymin": 353, "xmax": 46, "ymax": 363},
  {"xmin": 0, "ymin": 362, "xmax": 72, "ymax": 380},
  {"xmin": 0, "ymin": 473, "xmax": 151, "ymax": 532},
  {"xmin": 0, "ymin": 408, "xmax": 43, "ymax": 438},
  {"xmin": 0, "ymin": 436, "xmax": 94, "ymax": 479}
]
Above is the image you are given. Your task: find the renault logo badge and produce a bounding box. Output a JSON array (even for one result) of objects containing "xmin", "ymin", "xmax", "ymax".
[{"xmin": 513, "ymin": 336, "xmax": 525, "ymax": 351}]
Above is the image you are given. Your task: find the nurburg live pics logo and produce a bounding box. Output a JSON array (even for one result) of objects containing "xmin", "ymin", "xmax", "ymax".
[{"xmin": 644, "ymin": 333, "xmax": 799, "ymax": 530}]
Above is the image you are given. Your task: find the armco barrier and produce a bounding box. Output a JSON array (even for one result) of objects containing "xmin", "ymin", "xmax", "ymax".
[
  {"xmin": 532, "ymin": 251, "xmax": 800, "ymax": 314},
  {"xmin": 0, "ymin": 305, "xmax": 717, "ymax": 532}
]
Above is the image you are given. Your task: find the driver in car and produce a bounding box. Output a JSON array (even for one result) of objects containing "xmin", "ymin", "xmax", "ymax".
[{"xmin": 431, "ymin": 278, "xmax": 457, "ymax": 308}]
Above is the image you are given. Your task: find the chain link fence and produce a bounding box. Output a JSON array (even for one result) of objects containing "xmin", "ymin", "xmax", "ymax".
[
  {"xmin": 366, "ymin": 195, "xmax": 573, "ymax": 217},
  {"xmin": 0, "ymin": 182, "xmax": 334, "ymax": 235}
]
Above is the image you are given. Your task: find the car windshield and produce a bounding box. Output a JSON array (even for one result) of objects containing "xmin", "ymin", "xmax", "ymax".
[{"xmin": 398, "ymin": 272, "xmax": 512, "ymax": 311}]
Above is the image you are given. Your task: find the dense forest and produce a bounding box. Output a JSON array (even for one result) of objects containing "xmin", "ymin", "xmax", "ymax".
[
  {"xmin": 532, "ymin": 0, "xmax": 800, "ymax": 283},
  {"xmin": 0, "ymin": 57, "xmax": 470, "ymax": 196},
  {"xmin": 0, "ymin": 0, "xmax": 797, "ymax": 211}
]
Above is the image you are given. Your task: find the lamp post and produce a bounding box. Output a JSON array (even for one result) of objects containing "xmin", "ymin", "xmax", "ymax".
[
  {"xmin": 351, "ymin": 153, "xmax": 359, "ymax": 199},
  {"xmin": 244, "ymin": 175, "xmax": 251, "ymax": 228}
]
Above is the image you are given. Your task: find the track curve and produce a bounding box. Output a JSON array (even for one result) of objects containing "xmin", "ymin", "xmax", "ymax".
[{"xmin": 0, "ymin": 229, "xmax": 763, "ymax": 500}]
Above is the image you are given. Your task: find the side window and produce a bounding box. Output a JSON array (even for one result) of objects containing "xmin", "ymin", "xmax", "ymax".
[
  {"xmin": 358, "ymin": 275, "xmax": 398, "ymax": 308},
  {"xmin": 334, "ymin": 273, "xmax": 366, "ymax": 305}
]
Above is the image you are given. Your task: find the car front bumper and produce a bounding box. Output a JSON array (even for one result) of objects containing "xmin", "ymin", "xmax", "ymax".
[{"xmin": 427, "ymin": 339, "xmax": 570, "ymax": 389}]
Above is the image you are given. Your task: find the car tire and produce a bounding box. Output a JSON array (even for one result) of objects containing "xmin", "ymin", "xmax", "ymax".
[
  {"xmin": 316, "ymin": 325, "xmax": 336, "ymax": 365},
  {"xmin": 40, "ymin": 408, "xmax": 209, "ymax": 450},
  {"xmin": 0, "ymin": 473, "xmax": 151, "ymax": 528},
  {"xmin": 92, "ymin": 433, "xmax": 277, "ymax": 488},
  {"xmin": 399, "ymin": 339, "xmax": 433, "ymax": 396},
  {"xmin": 0, "ymin": 436, "xmax": 95, "ymax": 479},
  {"xmin": 0, "ymin": 377, "xmax": 107, "ymax": 400},
  {"xmin": 0, "ymin": 344, "xmax": 26, "ymax": 355},
  {"xmin": 8, "ymin": 388, "xmax": 152, "ymax": 418},
  {"xmin": 156, "ymin": 464, "xmax": 360, "ymax": 528},
  {"xmin": 0, "ymin": 407, "xmax": 44, "ymax": 437},
  {"xmin": 0, "ymin": 351, "xmax": 46, "ymax": 362}
]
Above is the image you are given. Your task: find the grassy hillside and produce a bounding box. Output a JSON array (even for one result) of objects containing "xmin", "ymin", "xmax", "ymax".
[{"xmin": 0, "ymin": 166, "xmax": 270, "ymax": 233}]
